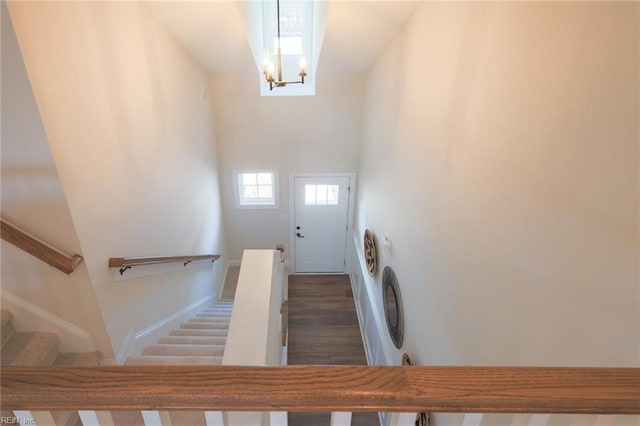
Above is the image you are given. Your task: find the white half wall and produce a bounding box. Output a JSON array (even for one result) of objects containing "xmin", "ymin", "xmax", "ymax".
[
  {"xmin": 7, "ymin": 1, "xmax": 226, "ymax": 357},
  {"xmin": 211, "ymin": 73, "xmax": 364, "ymax": 260},
  {"xmin": 356, "ymin": 2, "xmax": 639, "ymax": 368}
]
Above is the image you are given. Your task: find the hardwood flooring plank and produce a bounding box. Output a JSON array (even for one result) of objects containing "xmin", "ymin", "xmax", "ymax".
[{"xmin": 287, "ymin": 274, "xmax": 380, "ymax": 425}]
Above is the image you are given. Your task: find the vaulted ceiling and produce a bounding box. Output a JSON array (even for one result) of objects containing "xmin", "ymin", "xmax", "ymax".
[{"xmin": 144, "ymin": 1, "xmax": 420, "ymax": 76}]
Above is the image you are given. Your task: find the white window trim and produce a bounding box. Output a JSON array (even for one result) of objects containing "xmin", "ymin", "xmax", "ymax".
[{"xmin": 233, "ymin": 169, "xmax": 280, "ymax": 209}]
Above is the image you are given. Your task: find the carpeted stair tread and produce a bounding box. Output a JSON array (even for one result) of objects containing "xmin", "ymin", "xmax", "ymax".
[
  {"xmin": 180, "ymin": 322, "xmax": 229, "ymax": 330},
  {"xmin": 158, "ymin": 336, "xmax": 226, "ymax": 345},
  {"xmin": 188, "ymin": 317, "xmax": 230, "ymax": 323},
  {"xmin": 111, "ymin": 411, "xmax": 145, "ymax": 426},
  {"xmin": 125, "ymin": 355, "xmax": 223, "ymax": 365},
  {"xmin": 168, "ymin": 328, "xmax": 228, "ymax": 337},
  {"xmin": 54, "ymin": 351, "xmax": 103, "ymax": 366},
  {"xmin": 201, "ymin": 308, "xmax": 233, "ymax": 314},
  {"xmin": 196, "ymin": 311, "xmax": 232, "ymax": 317},
  {"xmin": 1, "ymin": 332, "xmax": 59, "ymax": 366},
  {"xmin": 142, "ymin": 344, "xmax": 225, "ymax": 357},
  {"xmin": 203, "ymin": 305, "xmax": 233, "ymax": 312},
  {"xmin": 51, "ymin": 350, "xmax": 104, "ymax": 426},
  {"xmin": 169, "ymin": 411, "xmax": 206, "ymax": 426}
]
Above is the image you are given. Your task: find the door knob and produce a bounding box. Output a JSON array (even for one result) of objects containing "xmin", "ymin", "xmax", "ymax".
[{"xmin": 296, "ymin": 232, "xmax": 305, "ymax": 238}]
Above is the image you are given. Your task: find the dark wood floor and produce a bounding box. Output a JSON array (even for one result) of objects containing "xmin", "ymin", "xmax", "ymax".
[{"xmin": 287, "ymin": 274, "xmax": 380, "ymax": 426}]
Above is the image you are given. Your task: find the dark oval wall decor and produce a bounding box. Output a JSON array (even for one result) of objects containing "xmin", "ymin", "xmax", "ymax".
[{"xmin": 382, "ymin": 266, "xmax": 404, "ymax": 349}]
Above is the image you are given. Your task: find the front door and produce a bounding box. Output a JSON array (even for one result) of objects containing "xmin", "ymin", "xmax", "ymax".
[{"xmin": 293, "ymin": 176, "xmax": 351, "ymax": 273}]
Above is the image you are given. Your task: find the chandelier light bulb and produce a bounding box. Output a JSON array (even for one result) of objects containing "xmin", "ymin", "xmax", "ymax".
[{"xmin": 299, "ymin": 54, "xmax": 307, "ymax": 74}]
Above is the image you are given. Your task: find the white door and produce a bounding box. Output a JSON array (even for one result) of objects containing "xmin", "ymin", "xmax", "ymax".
[{"xmin": 294, "ymin": 176, "xmax": 351, "ymax": 273}]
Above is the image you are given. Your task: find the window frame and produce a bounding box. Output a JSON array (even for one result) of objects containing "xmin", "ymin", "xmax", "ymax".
[{"xmin": 233, "ymin": 169, "xmax": 280, "ymax": 209}]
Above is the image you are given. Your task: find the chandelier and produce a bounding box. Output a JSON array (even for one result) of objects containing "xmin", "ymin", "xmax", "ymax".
[{"xmin": 262, "ymin": 0, "xmax": 307, "ymax": 90}]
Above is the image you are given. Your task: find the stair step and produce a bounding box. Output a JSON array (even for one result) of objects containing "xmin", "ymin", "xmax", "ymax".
[
  {"xmin": 199, "ymin": 309, "xmax": 232, "ymax": 314},
  {"xmin": 111, "ymin": 411, "xmax": 145, "ymax": 426},
  {"xmin": 54, "ymin": 351, "xmax": 103, "ymax": 366},
  {"xmin": 169, "ymin": 329, "xmax": 228, "ymax": 337},
  {"xmin": 180, "ymin": 322, "xmax": 229, "ymax": 330},
  {"xmin": 189, "ymin": 317, "xmax": 230, "ymax": 323},
  {"xmin": 196, "ymin": 312, "xmax": 231, "ymax": 319},
  {"xmin": 142, "ymin": 344, "xmax": 225, "ymax": 357},
  {"xmin": 1, "ymin": 310, "xmax": 15, "ymax": 348},
  {"xmin": 51, "ymin": 351, "xmax": 101, "ymax": 426},
  {"xmin": 158, "ymin": 336, "xmax": 226, "ymax": 345},
  {"xmin": 125, "ymin": 355, "xmax": 223, "ymax": 365},
  {"xmin": 1, "ymin": 332, "xmax": 59, "ymax": 366},
  {"xmin": 169, "ymin": 412, "xmax": 206, "ymax": 426},
  {"xmin": 199, "ymin": 311, "xmax": 232, "ymax": 318}
]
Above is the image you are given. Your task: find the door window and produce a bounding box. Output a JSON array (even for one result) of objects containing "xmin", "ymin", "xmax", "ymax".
[{"xmin": 304, "ymin": 184, "xmax": 339, "ymax": 206}]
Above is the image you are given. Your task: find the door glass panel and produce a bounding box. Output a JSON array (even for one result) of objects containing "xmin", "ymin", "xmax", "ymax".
[
  {"xmin": 305, "ymin": 185, "xmax": 316, "ymax": 205},
  {"xmin": 327, "ymin": 185, "xmax": 339, "ymax": 205},
  {"xmin": 305, "ymin": 184, "xmax": 340, "ymax": 206},
  {"xmin": 316, "ymin": 185, "xmax": 328, "ymax": 205}
]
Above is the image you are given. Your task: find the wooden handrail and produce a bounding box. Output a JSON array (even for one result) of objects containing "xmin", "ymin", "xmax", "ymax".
[
  {"xmin": 108, "ymin": 254, "xmax": 221, "ymax": 269},
  {"xmin": 0, "ymin": 219, "xmax": 83, "ymax": 275},
  {"xmin": 2, "ymin": 366, "xmax": 638, "ymax": 414}
]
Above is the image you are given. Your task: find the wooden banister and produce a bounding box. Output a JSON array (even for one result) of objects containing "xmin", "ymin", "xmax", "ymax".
[
  {"xmin": 0, "ymin": 219, "xmax": 83, "ymax": 275},
  {"xmin": 2, "ymin": 366, "xmax": 638, "ymax": 414}
]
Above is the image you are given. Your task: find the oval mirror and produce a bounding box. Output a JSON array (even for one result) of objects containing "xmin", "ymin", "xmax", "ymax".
[{"xmin": 382, "ymin": 266, "xmax": 403, "ymax": 349}]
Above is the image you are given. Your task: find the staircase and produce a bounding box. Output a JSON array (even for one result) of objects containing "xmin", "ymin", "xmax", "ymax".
[
  {"xmin": 1, "ymin": 301, "xmax": 233, "ymax": 425},
  {"xmin": 105, "ymin": 300, "xmax": 234, "ymax": 426},
  {"xmin": 125, "ymin": 299, "xmax": 233, "ymax": 366},
  {"xmin": 1, "ymin": 309, "xmax": 103, "ymax": 426}
]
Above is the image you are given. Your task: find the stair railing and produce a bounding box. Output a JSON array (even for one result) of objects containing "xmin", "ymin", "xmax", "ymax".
[
  {"xmin": 2, "ymin": 365, "xmax": 638, "ymax": 425},
  {"xmin": 0, "ymin": 219, "xmax": 83, "ymax": 275},
  {"xmin": 108, "ymin": 254, "xmax": 221, "ymax": 276}
]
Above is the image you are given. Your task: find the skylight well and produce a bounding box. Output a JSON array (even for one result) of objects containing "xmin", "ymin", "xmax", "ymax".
[
  {"xmin": 238, "ymin": 0, "xmax": 325, "ymax": 97},
  {"xmin": 261, "ymin": 0, "xmax": 313, "ymax": 96}
]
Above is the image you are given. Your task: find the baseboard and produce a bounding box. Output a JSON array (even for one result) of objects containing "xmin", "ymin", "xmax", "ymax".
[
  {"xmin": 0, "ymin": 290, "xmax": 96, "ymax": 352},
  {"xmin": 348, "ymin": 270, "xmax": 372, "ymax": 365},
  {"xmin": 115, "ymin": 329, "xmax": 135, "ymax": 365},
  {"xmin": 348, "ymin": 231, "xmax": 394, "ymax": 366}
]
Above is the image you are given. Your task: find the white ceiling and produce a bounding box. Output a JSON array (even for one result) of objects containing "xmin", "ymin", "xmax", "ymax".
[{"xmin": 144, "ymin": 1, "xmax": 420, "ymax": 76}]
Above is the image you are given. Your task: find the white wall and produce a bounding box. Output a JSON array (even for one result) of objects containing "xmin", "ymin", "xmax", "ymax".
[
  {"xmin": 1, "ymin": 3, "xmax": 113, "ymax": 356},
  {"xmin": 211, "ymin": 74, "xmax": 363, "ymax": 260},
  {"xmin": 7, "ymin": 1, "xmax": 226, "ymax": 357},
  {"xmin": 356, "ymin": 2, "xmax": 639, "ymax": 368}
]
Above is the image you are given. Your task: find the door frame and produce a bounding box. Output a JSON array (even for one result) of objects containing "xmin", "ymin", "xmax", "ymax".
[{"xmin": 289, "ymin": 172, "xmax": 357, "ymax": 274}]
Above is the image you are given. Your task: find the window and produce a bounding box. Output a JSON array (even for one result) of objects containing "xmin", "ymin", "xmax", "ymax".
[
  {"xmin": 305, "ymin": 184, "xmax": 339, "ymax": 206},
  {"xmin": 234, "ymin": 170, "xmax": 278, "ymax": 208}
]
